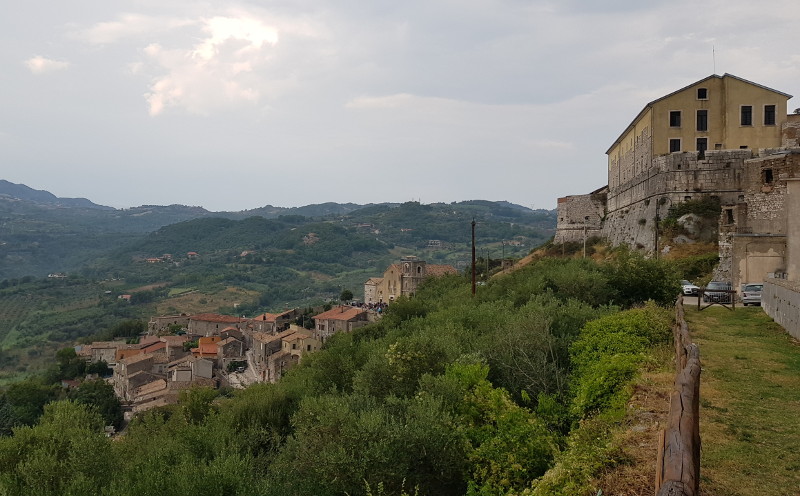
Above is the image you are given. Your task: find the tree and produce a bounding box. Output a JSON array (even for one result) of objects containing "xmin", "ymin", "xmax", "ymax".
[
  {"xmin": 69, "ymin": 379, "xmax": 123, "ymax": 429},
  {"xmin": 340, "ymin": 289, "xmax": 354, "ymax": 303}
]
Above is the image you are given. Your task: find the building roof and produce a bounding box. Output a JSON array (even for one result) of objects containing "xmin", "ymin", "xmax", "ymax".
[
  {"xmin": 252, "ymin": 329, "xmax": 296, "ymax": 344},
  {"xmin": 120, "ymin": 353, "xmax": 155, "ymax": 366},
  {"xmin": 252, "ymin": 308, "xmax": 297, "ymax": 322},
  {"xmin": 606, "ymin": 73, "xmax": 794, "ymax": 154},
  {"xmin": 161, "ymin": 335, "xmax": 189, "ymax": 346},
  {"xmin": 219, "ymin": 337, "xmax": 243, "ymax": 347},
  {"xmin": 142, "ymin": 341, "xmax": 166, "ymax": 353},
  {"xmin": 282, "ymin": 330, "xmax": 313, "ymax": 343},
  {"xmin": 313, "ymin": 306, "xmax": 367, "ymax": 322},
  {"xmin": 365, "ymin": 277, "xmax": 384, "ymax": 285},
  {"xmin": 192, "ymin": 343, "xmax": 218, "ymax": 355},
  {"xmin": 426, "ymin": 264, "xmax": 458, "ymax": 277},
  {"xmin": 189, "ymin": 313, "xmax": 246, "ymax": 324}
]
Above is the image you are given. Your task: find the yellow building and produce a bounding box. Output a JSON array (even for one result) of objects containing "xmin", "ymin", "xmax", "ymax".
[{"xmin": 607, "ymin": 73, "xmax": 791, "ymax": 207}]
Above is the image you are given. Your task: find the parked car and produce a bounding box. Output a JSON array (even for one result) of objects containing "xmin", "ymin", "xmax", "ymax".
[
  {"xmin": 703, "ymin": 281, "xmax": 732, "ymax": 303},
  {"xmin": 741, "ymin": 283, "xmax": 763, "ymax": 306},
  {"xmin": 681, "ymin": 280, "xmax": 700, "ymax": 296}
]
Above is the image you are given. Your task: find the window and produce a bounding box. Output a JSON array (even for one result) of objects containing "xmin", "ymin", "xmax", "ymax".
[
  {"xmin": 764, "ymin": 105, "xmax": 776, "ymax": 125},
  {"xmin": 725, "ymin": 209, "xmax": 734, "ymax": 225},
  {"xmin": 670, "ymin": 111, "xmax": 682, "ymax": 127},
  {"xmin": 697, "ymin": 88, "xmax": 708, "ymax": 99},
  {"xmin": 696, "ymin": 110, "xmax": 708, "ymax": 131},
  {"xmin": 669, "ymin": 138, "xmax": 681, "ymax": 152},
  {"xmin": 697, "ymin": 138, "xmax": 708, "ymax": 158},
  {"xmin": 763, "ymin": 168, "xmax": 774, "ymax": 184},
  {"xmin": 741, "ymin": 105, "xmax": 753, "ymax": 126}
]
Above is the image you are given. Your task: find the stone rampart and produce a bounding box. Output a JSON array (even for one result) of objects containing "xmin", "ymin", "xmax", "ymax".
[
  {"xmin": 554, "ymin": 191, "xmax": 606, "ymax": 243},
  {"xmin": 763, "ymin": 278, "xmax": 800, "ymax": 340}
]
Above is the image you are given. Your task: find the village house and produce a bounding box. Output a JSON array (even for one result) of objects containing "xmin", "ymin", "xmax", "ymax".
[
  {"xmin": 191, "ymin": 336, "xmax": 222, "ymax": 360},
  {"xmin": 312, "ymin": 306, "xmax": 369, "ymax": 342},
  {"xmin": 251, "ymin": 308, "xmax": 299, "ymax": 334},
  {"xmin": 188, "ymin": 313, "xmax": 248, "ymax": 337},
  {"xmin": 217, "ymin": 336, "xmax": 246, "ymax": 369},
  {"xmin": 114, "ymin": 353, "xmax": 169, "ymax": 402},
  {"xmin": 250, "ymin": 329, "xmax": 297, "ymax": 372},
  {"xmin": 148, "ymin": 314, "xmax": 190, "ymax": 334}
]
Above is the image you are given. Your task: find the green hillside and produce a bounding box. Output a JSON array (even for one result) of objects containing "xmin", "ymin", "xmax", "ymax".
[{"xmin": 0, "ymin": 254, "xmax": 680, "ymax": 495}]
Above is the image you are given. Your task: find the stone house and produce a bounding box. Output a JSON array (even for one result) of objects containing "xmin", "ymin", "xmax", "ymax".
[
  {"xmin": 113, "ymin": 353, "xmax": 169, "ymax": 402},
  {"xmin": 188, "ymin": 313, "xmax": 248, "ymax": 337},
  {"xmin": 312, "ymin": 306, "xmax": 369, "ymax": 342},
  {"xmin": 87, "ymin": 341, "xmax": 127, "ymax": 365},
  {"xmin": 281, "ymin": 329, "xmax": 321, "ymax": 357},
  {"xmin": 148, "ymin": 314, "xmax": 190, "ymax": 334}
]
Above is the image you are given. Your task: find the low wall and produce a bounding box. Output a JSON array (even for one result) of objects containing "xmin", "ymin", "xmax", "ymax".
[{"xmin": 763, "ymin": 278, "xmax": 800, "ymax": 340}]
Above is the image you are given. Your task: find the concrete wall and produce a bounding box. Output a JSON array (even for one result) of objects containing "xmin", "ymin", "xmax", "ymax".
[{"xmin": 763, "ymin": 278, "xmax": 800, "ymax": 340}]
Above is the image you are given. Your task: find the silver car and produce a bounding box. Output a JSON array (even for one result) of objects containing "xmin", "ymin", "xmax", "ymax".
[{"xmin": 741, "ymin": 283, "xmax": 763, "ymax": 306}]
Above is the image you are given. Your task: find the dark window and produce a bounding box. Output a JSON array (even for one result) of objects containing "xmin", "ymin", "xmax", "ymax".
[
  {"xmin": 741, "ymin": 106, "xmax": 752, "ymax": 126},
  {"xmin": 669, "ymin": 138, "xmax": 681, "ymax": 152},
  {"xmin": 726, "ymin": 209, "xmax": 734, "ymax": 224},
  {"xmin": 764, "ymin": 168, "xmax": 774, "ymax": 184},
  {"xmin": 697, "ymin": 88, "xmax": 708, "ymax": 99},
  {"xmin": 697, "ymin": 110, "xmax": 708, "ymax": 131},
  {"xmin": 697, "ymin": 138, "xmax": 708, "ymax": 159},
  {"xmin": 764, "ymin": 105, "xmax": 776, "ymax": 125},
  {"xmin": 670, "ymin": 111, "xmax": 682, "ymax": 127}
]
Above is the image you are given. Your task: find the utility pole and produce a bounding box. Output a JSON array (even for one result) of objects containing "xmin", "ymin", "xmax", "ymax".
[
  {"xmin": 471, "ymin": 219, "xmax": 476, "ymax": 296},
  {"xmin": 583, "ymin": 216, "xmax": 589, "ymax": 258}
]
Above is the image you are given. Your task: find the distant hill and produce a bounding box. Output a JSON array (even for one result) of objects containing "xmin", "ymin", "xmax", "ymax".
[
  {"xmin": 0, "ymin": 179, "xmax": 556, "ymax": 279},
  {"xmin": 0, "ymin": 180, "xmax": 112, "ymax": 210}
]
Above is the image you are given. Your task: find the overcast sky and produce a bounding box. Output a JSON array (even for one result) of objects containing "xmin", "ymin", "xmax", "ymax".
[{"xmin": 2, "ymin": 0, "xmax": 799, "ymax": 212}]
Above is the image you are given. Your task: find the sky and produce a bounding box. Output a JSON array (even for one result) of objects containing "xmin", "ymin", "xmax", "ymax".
[{"xmin": 2, "ymin": 0, "xmax": 800, "ymax": 212}]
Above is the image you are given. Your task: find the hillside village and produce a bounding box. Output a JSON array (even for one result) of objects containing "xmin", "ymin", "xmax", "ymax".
[{"xmin": 75, "ymin": 257, "xmax": 456, "ymax": 419}]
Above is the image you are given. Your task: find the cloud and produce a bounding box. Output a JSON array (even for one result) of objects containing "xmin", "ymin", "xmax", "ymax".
[
  {"xmin": 141, "ymin": 15, "xmax": 283, "ymax": 116},
  {"xmin": 77, "ymin": 13, "xmax": 194, "ymax": 44},
  {"xmin": 24, "ymin": 56, "xmax": 69, "ymax": 74}
]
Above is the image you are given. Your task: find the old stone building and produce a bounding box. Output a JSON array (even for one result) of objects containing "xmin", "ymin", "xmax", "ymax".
[
  {"xmin": 555, "ymin": 74, "xmax": 796, "ymax": 283},
  {"xmin": 364, "ymin": 256, "xmax": 458, "ymax": 303}
]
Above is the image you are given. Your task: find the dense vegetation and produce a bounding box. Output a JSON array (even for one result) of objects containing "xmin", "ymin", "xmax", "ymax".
[
  {"xmin": 0, "ymin": 195, "xmax": 555, "ymax": 382},
  {"xmin": 0, "ymin": 253, "xmax": 679, "ymax": 495}
]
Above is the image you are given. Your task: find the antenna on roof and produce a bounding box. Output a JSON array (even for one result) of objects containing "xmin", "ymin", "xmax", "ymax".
[{"xmin": 713, "ymin": 45, "xmax": 716, "ymax": 75}]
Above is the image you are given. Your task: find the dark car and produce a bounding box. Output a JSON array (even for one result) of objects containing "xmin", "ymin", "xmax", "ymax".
[{"xmin": 703, "ymin": 281, "xmax": 732, "ymax": 303}]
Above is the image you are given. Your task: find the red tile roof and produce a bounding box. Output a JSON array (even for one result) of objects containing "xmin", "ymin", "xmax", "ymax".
[
  {"xmin": 427, "ymin": 264, "xmax": 458, "ymax": 276},
  {"xmin": 313, "ymin": 306, "xmax": 367, "ymax": 322}
]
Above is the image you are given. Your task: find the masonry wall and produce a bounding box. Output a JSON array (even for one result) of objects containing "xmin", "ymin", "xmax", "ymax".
[
  {"xmin": 763, "ymin": 279, "xmax": 800, "ymax": 340},
  {"xmin": 782, "ymin": 114, "xmax": 800, "ymax": 147},
  {"xmin": 601, "ymin": 150, "xmax": 752, "ymax": 252},
  {"xmin": 554, "ymin": 192, "xmax": 606, "ymax": 244},
  {"xmin": 739, "ymin": 151, "xmax": 800, "ymax": 234}
]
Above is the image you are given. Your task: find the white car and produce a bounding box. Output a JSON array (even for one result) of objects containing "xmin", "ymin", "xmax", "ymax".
[
  {"xmin": 741, "ymin": 283, "xmax": 763, "ymax": 306},
  {"xmin": 681, "ymin": 280, "xmax": 700, "ymax": 296}
]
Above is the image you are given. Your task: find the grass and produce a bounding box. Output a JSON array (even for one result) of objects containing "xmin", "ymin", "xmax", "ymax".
[{"xmin": 685, "ymin": 305, "xmax": 800, "ymax": 496}]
